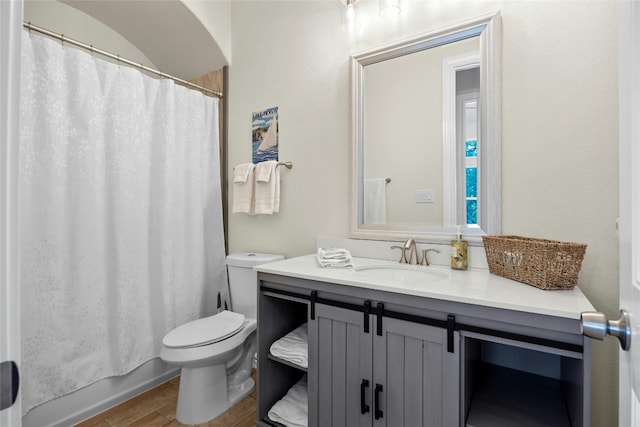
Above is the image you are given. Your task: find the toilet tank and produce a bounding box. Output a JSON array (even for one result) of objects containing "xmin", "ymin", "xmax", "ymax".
[{"xmin": 226, "ymin": 252, "xmax": 284, "ymax": 319}]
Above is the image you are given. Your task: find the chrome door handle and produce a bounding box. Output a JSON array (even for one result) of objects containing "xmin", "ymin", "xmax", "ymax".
[{"xmin": 581, "ymin": 309, "xmax": 631, "ymax": 351}]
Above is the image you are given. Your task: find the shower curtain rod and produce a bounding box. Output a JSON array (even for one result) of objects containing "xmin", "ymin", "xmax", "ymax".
[{"xmin": 23, "ymin": 22, "xmax": 223, "ymax": 99}]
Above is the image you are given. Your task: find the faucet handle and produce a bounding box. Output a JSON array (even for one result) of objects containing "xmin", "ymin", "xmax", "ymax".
[
  {"xmin": 420, "ymin": 248, "xmax": 441, "ymax": 266},
  {"xmin": 390, "ymin": 245, "xmax": 408, "ymax": 264}
]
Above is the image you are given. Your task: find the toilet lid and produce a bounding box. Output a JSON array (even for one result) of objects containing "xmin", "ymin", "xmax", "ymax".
[{"xmin": 163, "ymin": 310, "xmax": 246, "ymax": 348}]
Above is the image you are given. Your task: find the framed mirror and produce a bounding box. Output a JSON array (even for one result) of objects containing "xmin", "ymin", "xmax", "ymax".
[{"xmin": 349, "ymin": 12, "xmax": 501, "ymax": 245}]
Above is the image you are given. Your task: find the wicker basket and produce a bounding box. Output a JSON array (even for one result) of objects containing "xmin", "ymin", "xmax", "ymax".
[{"xmin": 482, "ymin": 235, "xmax": 587, "ymax": 290}]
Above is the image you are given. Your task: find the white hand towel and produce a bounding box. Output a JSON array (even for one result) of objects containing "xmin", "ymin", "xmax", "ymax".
[
  {"xmin": 269, "ymin": 323, "xmax": 308, "ymax": 368},
  {"xmin": 317, "ymin": 248, "xmax": 353, "ymax": 268},
  {"xmin": 254, "ymin": 160, "xmax": 280, "ymax": 214},
  {"xmin": 255, "ymin": 160, "xmax": 276, "ymax": 182},
  {"xmin": 232, "ymin": 163, "xmax": 255, "ymax": 214},
  {"xmin": 364, "ymin": 178, "xmax": 387, "ymax": 224},
  {"xmin": 318, "ymin": 248, "xmax": 351, "ymax": 259},
  {"xmin": 233, "ymin": 163, "xmax": 253, "ymax": 183},
  {"xmin": 268, "ymin": 376, "xmax": 308, "ymax": 427}
]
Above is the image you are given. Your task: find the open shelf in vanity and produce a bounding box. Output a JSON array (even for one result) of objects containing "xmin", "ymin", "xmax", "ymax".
[
  {"xmin": 257, "ymin": 288, "xmax": 309, "ymax": 427},
  {"xmin": 462, "ymin": 331, "xmax": 588, "ymax": 427}
]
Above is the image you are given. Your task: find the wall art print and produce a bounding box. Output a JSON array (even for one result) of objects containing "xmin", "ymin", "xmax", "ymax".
[{"xmin": 252, "ymin": 106, "xmax": 279, "ymax": 163}]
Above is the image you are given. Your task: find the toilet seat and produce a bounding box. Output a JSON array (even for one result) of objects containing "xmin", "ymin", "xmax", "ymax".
[{"xmin": 163, "ymin": 311, "xmax": 246, "ymax": 349}]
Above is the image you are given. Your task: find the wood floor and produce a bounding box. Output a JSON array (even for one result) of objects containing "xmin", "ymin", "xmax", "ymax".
[{"xmin": 74, "ymin": 372, "xmax": 257, "ymax": 427}]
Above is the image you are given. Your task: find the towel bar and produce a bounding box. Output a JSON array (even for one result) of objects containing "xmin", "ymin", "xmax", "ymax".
[{"xmin": 233, "ymin": 161, "xmax": 293, "ymax": 170}]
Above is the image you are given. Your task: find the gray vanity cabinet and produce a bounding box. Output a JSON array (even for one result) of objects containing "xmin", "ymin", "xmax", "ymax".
[
  {"xmin": 257, "ymin": 263, "xmax": 592, "ymax": 427},
  {"xmin": 308, "ymin": 305, "xmax": 460, "ymax": 427}
]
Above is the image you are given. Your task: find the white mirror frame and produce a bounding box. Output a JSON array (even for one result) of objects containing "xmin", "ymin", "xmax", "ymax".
[{"xmin": 349, "ymin": 11, "xmax": 502, "ymax": 245}]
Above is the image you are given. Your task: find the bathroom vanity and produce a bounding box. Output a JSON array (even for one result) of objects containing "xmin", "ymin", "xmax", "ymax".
[{"xmin": 255, "ymin": 254, "xmax": 595, "ymax": 427}]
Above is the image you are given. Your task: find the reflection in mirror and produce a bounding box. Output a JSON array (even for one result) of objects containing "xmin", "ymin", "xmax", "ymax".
[
  {"xmin": 350, "ymin": 12, "xmax": 501, "ymax": 244},
  {"xmin": 460, "ymin": 92, "xmax": 479, "ymax": 226},
  {"xmin": 364, "ymin": 37, "xmax": 479, "ymax": 228},
  {"xmin": 448, "ymin": 64, "xmax": 480, "ymax": 228}
]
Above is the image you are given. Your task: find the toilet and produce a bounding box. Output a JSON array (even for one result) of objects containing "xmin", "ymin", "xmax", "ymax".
[{"xmin": 160, "ymin": 252, "xmax": 284, "ymax": 425}]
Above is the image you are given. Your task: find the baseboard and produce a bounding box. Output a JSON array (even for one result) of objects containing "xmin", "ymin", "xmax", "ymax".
[{"xmin": 22, "ymin": 358, "xmax": 179, "ymax": 427}]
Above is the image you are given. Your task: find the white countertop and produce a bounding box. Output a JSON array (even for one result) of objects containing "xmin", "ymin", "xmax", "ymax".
[{"xmin": 255, "ymin": 254, "xmax": 595, "ymax": 320}]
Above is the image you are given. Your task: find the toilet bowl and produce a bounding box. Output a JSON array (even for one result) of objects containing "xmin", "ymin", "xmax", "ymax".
[
  {"xmin": 160, "ymin": 252, "xmax": 284, "ymax": 425},
  {"xmin": 160, "ymin": 311, "xmax": 257, "ymax": 425}
]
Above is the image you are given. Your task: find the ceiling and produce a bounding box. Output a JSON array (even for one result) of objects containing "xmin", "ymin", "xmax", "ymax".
[{"xmin": 61, "ymin": 0, "xmax": 228, "ymax": 80}]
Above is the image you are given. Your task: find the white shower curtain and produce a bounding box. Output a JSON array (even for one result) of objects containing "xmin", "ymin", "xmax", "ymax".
[{"xmin": 19, "ymin": 32, "xmax": 227, "ymax": 414}]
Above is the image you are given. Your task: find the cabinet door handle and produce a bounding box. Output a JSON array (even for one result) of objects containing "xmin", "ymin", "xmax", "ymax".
[
  {"xmin": 374, "ymin": 383, "xmax": 383, "ymax": 420},
  {"xmin": 360, "ymin": 379, "xmax": 370, "ymax": 414}
]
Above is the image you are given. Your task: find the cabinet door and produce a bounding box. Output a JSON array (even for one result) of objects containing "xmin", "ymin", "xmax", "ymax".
[
  {"xmin": 308, "ymin": 303, "xmax": 373, "ymax": 427},
  {"xmin": 373, "ymin": 317, "xmax": 460, "ymax": 427}
]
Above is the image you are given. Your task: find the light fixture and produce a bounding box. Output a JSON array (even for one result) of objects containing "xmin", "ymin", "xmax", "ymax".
[
  {"xmin": 379, "ymin": 0, "xmax": 401, "ymax": 18},
  {"xmin": 341, "ymin": 0, "xmax": 361, "ymax": 32}
]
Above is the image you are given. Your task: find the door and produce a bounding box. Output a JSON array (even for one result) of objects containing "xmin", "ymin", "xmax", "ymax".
[
  {"xmin": 308, "ymin": 303, "xmax": 373, "ymax": 427},
  {"xmin": 373, "ymin": 317, "xmax": 459, "ymax": 427},
  {"xmin": 0, "ymin": 0, "xmax": 22, "ymax": 425},
  {"xmin": 618, "ymin": 1, "xmax": 640, "ymax": 424},
  {"xmin": 579, "ymin": 2, "xmax": 640, "ymax": 423}
]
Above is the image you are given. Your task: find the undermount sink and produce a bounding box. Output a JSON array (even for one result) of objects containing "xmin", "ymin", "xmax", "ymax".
[{"xmin": 353, "ymin": 264, "xmax": 448, "ymax": 282}]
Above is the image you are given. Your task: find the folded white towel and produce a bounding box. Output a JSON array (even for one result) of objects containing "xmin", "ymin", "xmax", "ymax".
[
  {"xmin": 233, "ymin": 163, "xmax": 254, "ymax": 183},
  {"xmin": 317, "ymin": 248, "xmax": 353, "ymax": 268},
  {"xmin": 255, "ymin": 159, "xmax": 276, "ymax": 182},
  {"xmin": 268, "ymin": 376, "xmax": 308, "ymax": 427},
  {"xmin": 318, "ymin": 259, "xmax": 353, "ymax": 268},
  {"xmin": 254, "ymin": 160, "xmax": 280, "ymax": 214},
  {"xmin": 318, "ymin": 248, "xmax": 351, "ymax": 259},
  {"xmin": 232, "ymin": 163, "xmax": 255, "ymax": 214},
  {"xmin": 270, "ymin": 323, "xmax": 308, "ymax": 368}
]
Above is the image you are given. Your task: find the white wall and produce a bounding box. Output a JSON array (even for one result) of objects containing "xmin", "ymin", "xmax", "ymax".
[
  {"xmin": 183, "ymin": 0, "xmax": 232, "ymax": 66},
  {"xmin": 24, "ymin": 0, "xmax": 154, "ymax": 69},
  {"xmin": 228, "ymin": 1, "xmax": 619, "ymax": 425}
]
